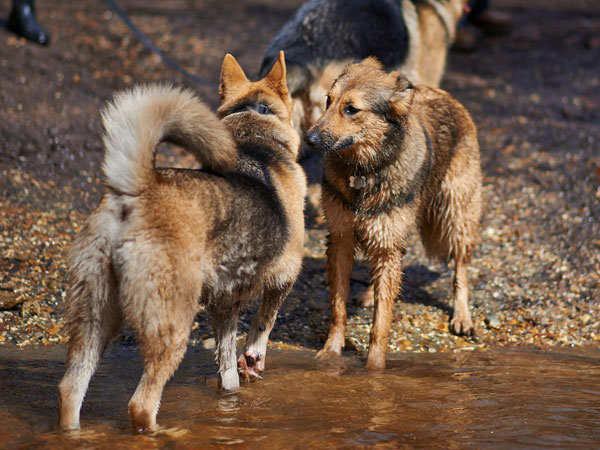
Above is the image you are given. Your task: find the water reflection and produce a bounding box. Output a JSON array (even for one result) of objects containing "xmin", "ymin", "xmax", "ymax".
[
  {"xmin": 216, "ymin": 392, "xmax": 240, "ymax": 423},
  {"xmin": 0, "ymin": 345, "xmax": 599, "ymax": 448}
]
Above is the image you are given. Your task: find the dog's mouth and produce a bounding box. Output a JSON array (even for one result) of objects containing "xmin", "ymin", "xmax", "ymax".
[
  {"xmin": 332, "ymin": 137, "xmax": 354, "ymax": 152},
  {"xmin": 304, "ymin": 130, "xmax": 355, "ymax": 155}
]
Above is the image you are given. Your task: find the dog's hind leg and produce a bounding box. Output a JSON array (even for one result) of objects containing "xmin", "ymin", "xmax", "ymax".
[
  {"xmin": 421, "ymin": 151, "xmax": 482, "ymax": 336},
  {"xmin": 126, "ymin": 282, "xmax": 197, "ymax": 433},
  {"xmin": 59, "ymin": 233, "xmax": 121, "ymax": 431},
  {"xmin": 421, "ymin": 207, "xmax": 477, "ymax": 335},
  {"xmin": 208, "ymin": 305, "xmax": 241, "ymax": 391},
  {"xmin": 239, "ymin": 283, "xmax": 293, "ymax": 381}
]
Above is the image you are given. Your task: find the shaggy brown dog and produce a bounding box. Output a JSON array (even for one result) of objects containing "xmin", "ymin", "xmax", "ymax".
[
  {"xmin": 305, "ymin": 58, "xmax": 482, "ymax": 370},
  {"xmin": 58, "ymin": 52, "xmax": 306, "ymax": 432}
]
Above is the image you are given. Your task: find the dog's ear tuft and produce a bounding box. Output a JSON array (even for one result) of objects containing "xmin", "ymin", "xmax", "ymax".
[
  {"xmin": 361, "ymin": 56, "xmax": 383, "ymax": 70},
  {"xmin": 394, "ymin": 73, "xmax": 413, "ymax": 91},
  {"xmin": 264, "ymin": 50, "xmax": 290, "ymax": 98},
  {"xmin": 387, "ymin": 72, "xmax": 413, "ymax": 123},
  {"xmin": 219, "ymin": 54, "xmax": 249, "ymax": 101}
]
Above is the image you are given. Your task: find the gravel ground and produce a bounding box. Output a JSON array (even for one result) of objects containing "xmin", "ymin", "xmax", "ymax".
[{"xmin": 0, "ymin": 0, "xmax": 599, "ymax": 355}]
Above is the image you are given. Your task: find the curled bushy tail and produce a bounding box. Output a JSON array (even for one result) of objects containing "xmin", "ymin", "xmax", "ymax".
[{"xmin": 101, "ymin": 84, "xmax": 236, "ymax": 196}]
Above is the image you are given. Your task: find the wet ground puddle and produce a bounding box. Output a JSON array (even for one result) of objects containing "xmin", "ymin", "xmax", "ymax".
[{"xmin": 1, "ymin": 345, "xmax": 599, "ymax": 448}]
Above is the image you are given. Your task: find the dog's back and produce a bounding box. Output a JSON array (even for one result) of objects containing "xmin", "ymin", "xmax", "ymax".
[
  {"xmin": 260, "ymin": 0, "xmax": 467, "ymax": 137},
  {"xmin": 260, "ymin": 0, "xmax": 409, "ymax": 95}
]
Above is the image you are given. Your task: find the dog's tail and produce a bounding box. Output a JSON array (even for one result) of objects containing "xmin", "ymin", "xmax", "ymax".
[{"xmin": 101, "ymin": 84, "xmax": 236, "ymax": 196}]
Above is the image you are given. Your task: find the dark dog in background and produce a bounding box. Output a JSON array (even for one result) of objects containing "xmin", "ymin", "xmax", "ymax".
[
  {"xmin": 58, "ymin": 52, "xmax": 306, "ymax": 432},
  {"xmin": 305, "ymin": 58, "xmax": 482, "ymax": 370},
  {"xmin": 260, "ymin": 0, "xmax": 468, "ymax": 136}
]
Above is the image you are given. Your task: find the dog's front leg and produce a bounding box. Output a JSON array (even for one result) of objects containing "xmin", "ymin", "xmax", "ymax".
[
  {"xmin": 365, "ymin": 249, "xmax": 403, "ymax": 371},
  {"xmin": 209, "ymin": 307, "xmax": 241, "ymax": 391},
  {"xmin": 239, "ymin": 283, "xmax": 293, "ymax": 381},
  {"xmin": 317, "ymin": 230, "xmax": 356, "ymax": 359}
]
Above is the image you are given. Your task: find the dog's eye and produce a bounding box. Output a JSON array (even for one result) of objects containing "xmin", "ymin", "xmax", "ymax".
[
  {"xmin": 325, "ymin": 96, "xmax": 331, "ymax": 110},
  {"xmin": 343, "ymin": 105, "xmax": 360, "ymax": 116},
  {"xmin": 253, "ymin": 104, "xmax": 272, "ymax": 115},
  {"xmin": 229, "ymin": 103, "xmax": 273, "ymax": 115}
]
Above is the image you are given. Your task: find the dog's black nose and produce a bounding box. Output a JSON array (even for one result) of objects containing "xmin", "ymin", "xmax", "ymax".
[{"xmin": 304, "ymin": 129, "xmax": 322, "ymax": 148}]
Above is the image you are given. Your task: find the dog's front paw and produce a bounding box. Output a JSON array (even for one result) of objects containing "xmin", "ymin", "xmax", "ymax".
[
  {"xmin": 129, "ymin": 404, "xmax": 158, "ymax": 434},
  {"xmin": 365, "ymin": 350, "xmax": 386, "ymax": 371},
  {"xmin": 315, "ymin": 341, "xmax": 343, "ymax": 360},
  {"xmin": 237, "ymin": 351, "xmax": 263, "ymax": 382},
  {"xmin": 219, "ymin": 367, "xmax": 241, "ymax": 391},
  {"xmin": 450, "ymin": 315, "xmax": 475, "ymax": 337}
]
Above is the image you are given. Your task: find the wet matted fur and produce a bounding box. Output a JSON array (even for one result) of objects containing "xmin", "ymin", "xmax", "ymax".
[
  {"xmin": 305, "ymin": 58, "xmax": 482, "ymax": 370},
  {"xmin": 260, "ymin": 0, "xmax": 468, "ymax": 136},
  {"xmin": 58, "ymin": 52, "xmax": 307, "ymax": 432}
]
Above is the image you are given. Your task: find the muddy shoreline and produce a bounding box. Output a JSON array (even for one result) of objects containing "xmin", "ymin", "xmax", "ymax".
[{"xmin": 1, "ymin": 0, "xmax": 599, "ymax": 356}]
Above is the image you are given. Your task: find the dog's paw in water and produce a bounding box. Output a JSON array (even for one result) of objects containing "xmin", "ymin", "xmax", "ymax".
[
  {"xmin": 237, "ymin": 351, "xmax": 263, "ymax": 382},
  {"xmin": 315, "ymin": 336, "xmax": 344, "ymax": 360}
]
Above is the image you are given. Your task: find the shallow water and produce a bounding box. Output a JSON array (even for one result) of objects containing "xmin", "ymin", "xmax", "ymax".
[{"xmin": 1, "ymin": 345, "xmax": 599, "ymax": 449}]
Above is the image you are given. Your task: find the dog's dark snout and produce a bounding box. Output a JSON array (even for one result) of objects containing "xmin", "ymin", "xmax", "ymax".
[{"xmin": 304, "ymin": 129, "xmax": 322, "ymax": 148}]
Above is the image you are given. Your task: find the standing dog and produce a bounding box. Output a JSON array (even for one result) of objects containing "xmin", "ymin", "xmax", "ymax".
[
  {"xmin": 260, "ymin": 0, "xmax": 468, "ymax": 136},
  {"xmin": 58, "ymin": 51, "xmax": 306, "ymax": 432},
  {"xmin": 305, "ymin": 58, "xmax": 481, "ymax": 370}
]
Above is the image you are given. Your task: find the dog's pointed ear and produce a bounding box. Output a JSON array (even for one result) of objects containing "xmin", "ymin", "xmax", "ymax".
[
  {"xmin": 388, "ymin": 72, "xmax": 414, "ymax": 122},
  {"xmin": 219, "ymin": 54, "xmax": 249, "ymax": 100},
  {"xmin": 264, "ymin": 50, "xmax": 289, "ymax": 98}
]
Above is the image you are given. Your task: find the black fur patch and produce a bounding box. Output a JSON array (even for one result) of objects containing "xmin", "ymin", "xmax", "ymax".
[
  {"xmin": 201, "ymin": 145, "xmax": 290, "ymax": 301},
  {"xmin": 259, "ymin": 0, "xmax": 410, "ymax": 85},
  {"xmin": 120, "ymin": 204, "xmax": 129, "ymax": 222},
  {"xmin": 157, "ymin": 152, "xmax": 290, "ymax": 302}
]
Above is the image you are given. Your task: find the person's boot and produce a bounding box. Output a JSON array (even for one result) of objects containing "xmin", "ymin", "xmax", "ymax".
[{"xmin": 7, "ymin": 0, "xmax": 50, "ymax": 45}]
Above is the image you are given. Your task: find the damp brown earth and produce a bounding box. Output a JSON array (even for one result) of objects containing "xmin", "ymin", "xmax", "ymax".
[{"xmin": 0, "ymin": 0, "xmax": 599, "ymax": 446}]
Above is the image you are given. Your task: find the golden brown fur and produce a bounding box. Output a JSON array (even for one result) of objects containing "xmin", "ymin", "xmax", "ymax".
[
  {"xmin": 58, "ymin": 52, "xmax": 306, "ymax": 432},
  {"xmin": 305, "ymin": 58, "xmax": 482, "ymax": 370}
]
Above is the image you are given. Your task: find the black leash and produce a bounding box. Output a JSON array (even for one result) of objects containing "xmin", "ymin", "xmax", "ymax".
[{"xmin": 104, "ymin": 0, "xmax": 218, "ymax": 90}]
